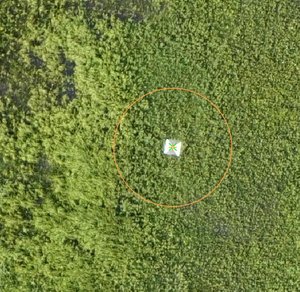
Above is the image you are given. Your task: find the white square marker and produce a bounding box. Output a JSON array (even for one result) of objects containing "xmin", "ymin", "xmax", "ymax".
[{"xmin": 163, "ymin": 139, "xmax": 182, "ymax": 157}]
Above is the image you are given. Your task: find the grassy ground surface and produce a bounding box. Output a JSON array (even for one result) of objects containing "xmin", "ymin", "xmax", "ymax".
[{"xmin": 0, "ymin": 0, "xmax": 299, "ymax": 291}]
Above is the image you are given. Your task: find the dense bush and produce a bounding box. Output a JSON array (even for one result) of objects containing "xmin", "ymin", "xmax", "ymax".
[{"xmin": 0, "ymin": 0, "xmax": 299, "ymax": 291}]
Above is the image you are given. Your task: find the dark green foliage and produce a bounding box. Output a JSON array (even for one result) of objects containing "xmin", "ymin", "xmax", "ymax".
[{"xmin": 0, "ymin": 0, "xmax": 299, "ymax": 291}]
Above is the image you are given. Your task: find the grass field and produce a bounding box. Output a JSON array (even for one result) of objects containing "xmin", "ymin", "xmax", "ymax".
[{"xmin": 0, "ymin": 0, "xmax": 299, "ymax": 291}]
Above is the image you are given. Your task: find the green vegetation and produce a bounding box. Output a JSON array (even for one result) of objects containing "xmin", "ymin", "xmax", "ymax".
[{"xmin": 0, "ymin": 0, "xmax": 299, "ymax": 290}]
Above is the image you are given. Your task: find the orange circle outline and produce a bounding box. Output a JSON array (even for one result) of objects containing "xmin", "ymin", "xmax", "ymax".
[{"xmin": 112, "ymin": 87, "xmax": 233, "ymax": 208}]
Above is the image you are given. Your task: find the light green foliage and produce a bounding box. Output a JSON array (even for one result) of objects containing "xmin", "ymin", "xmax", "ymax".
[
  {"xmin": 0, "ymin": 0, "xmax": 299, "ymax": 291},
  {"xmin": 117, "ymin": 90, "xmax": 230, "ymax": 205}
]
